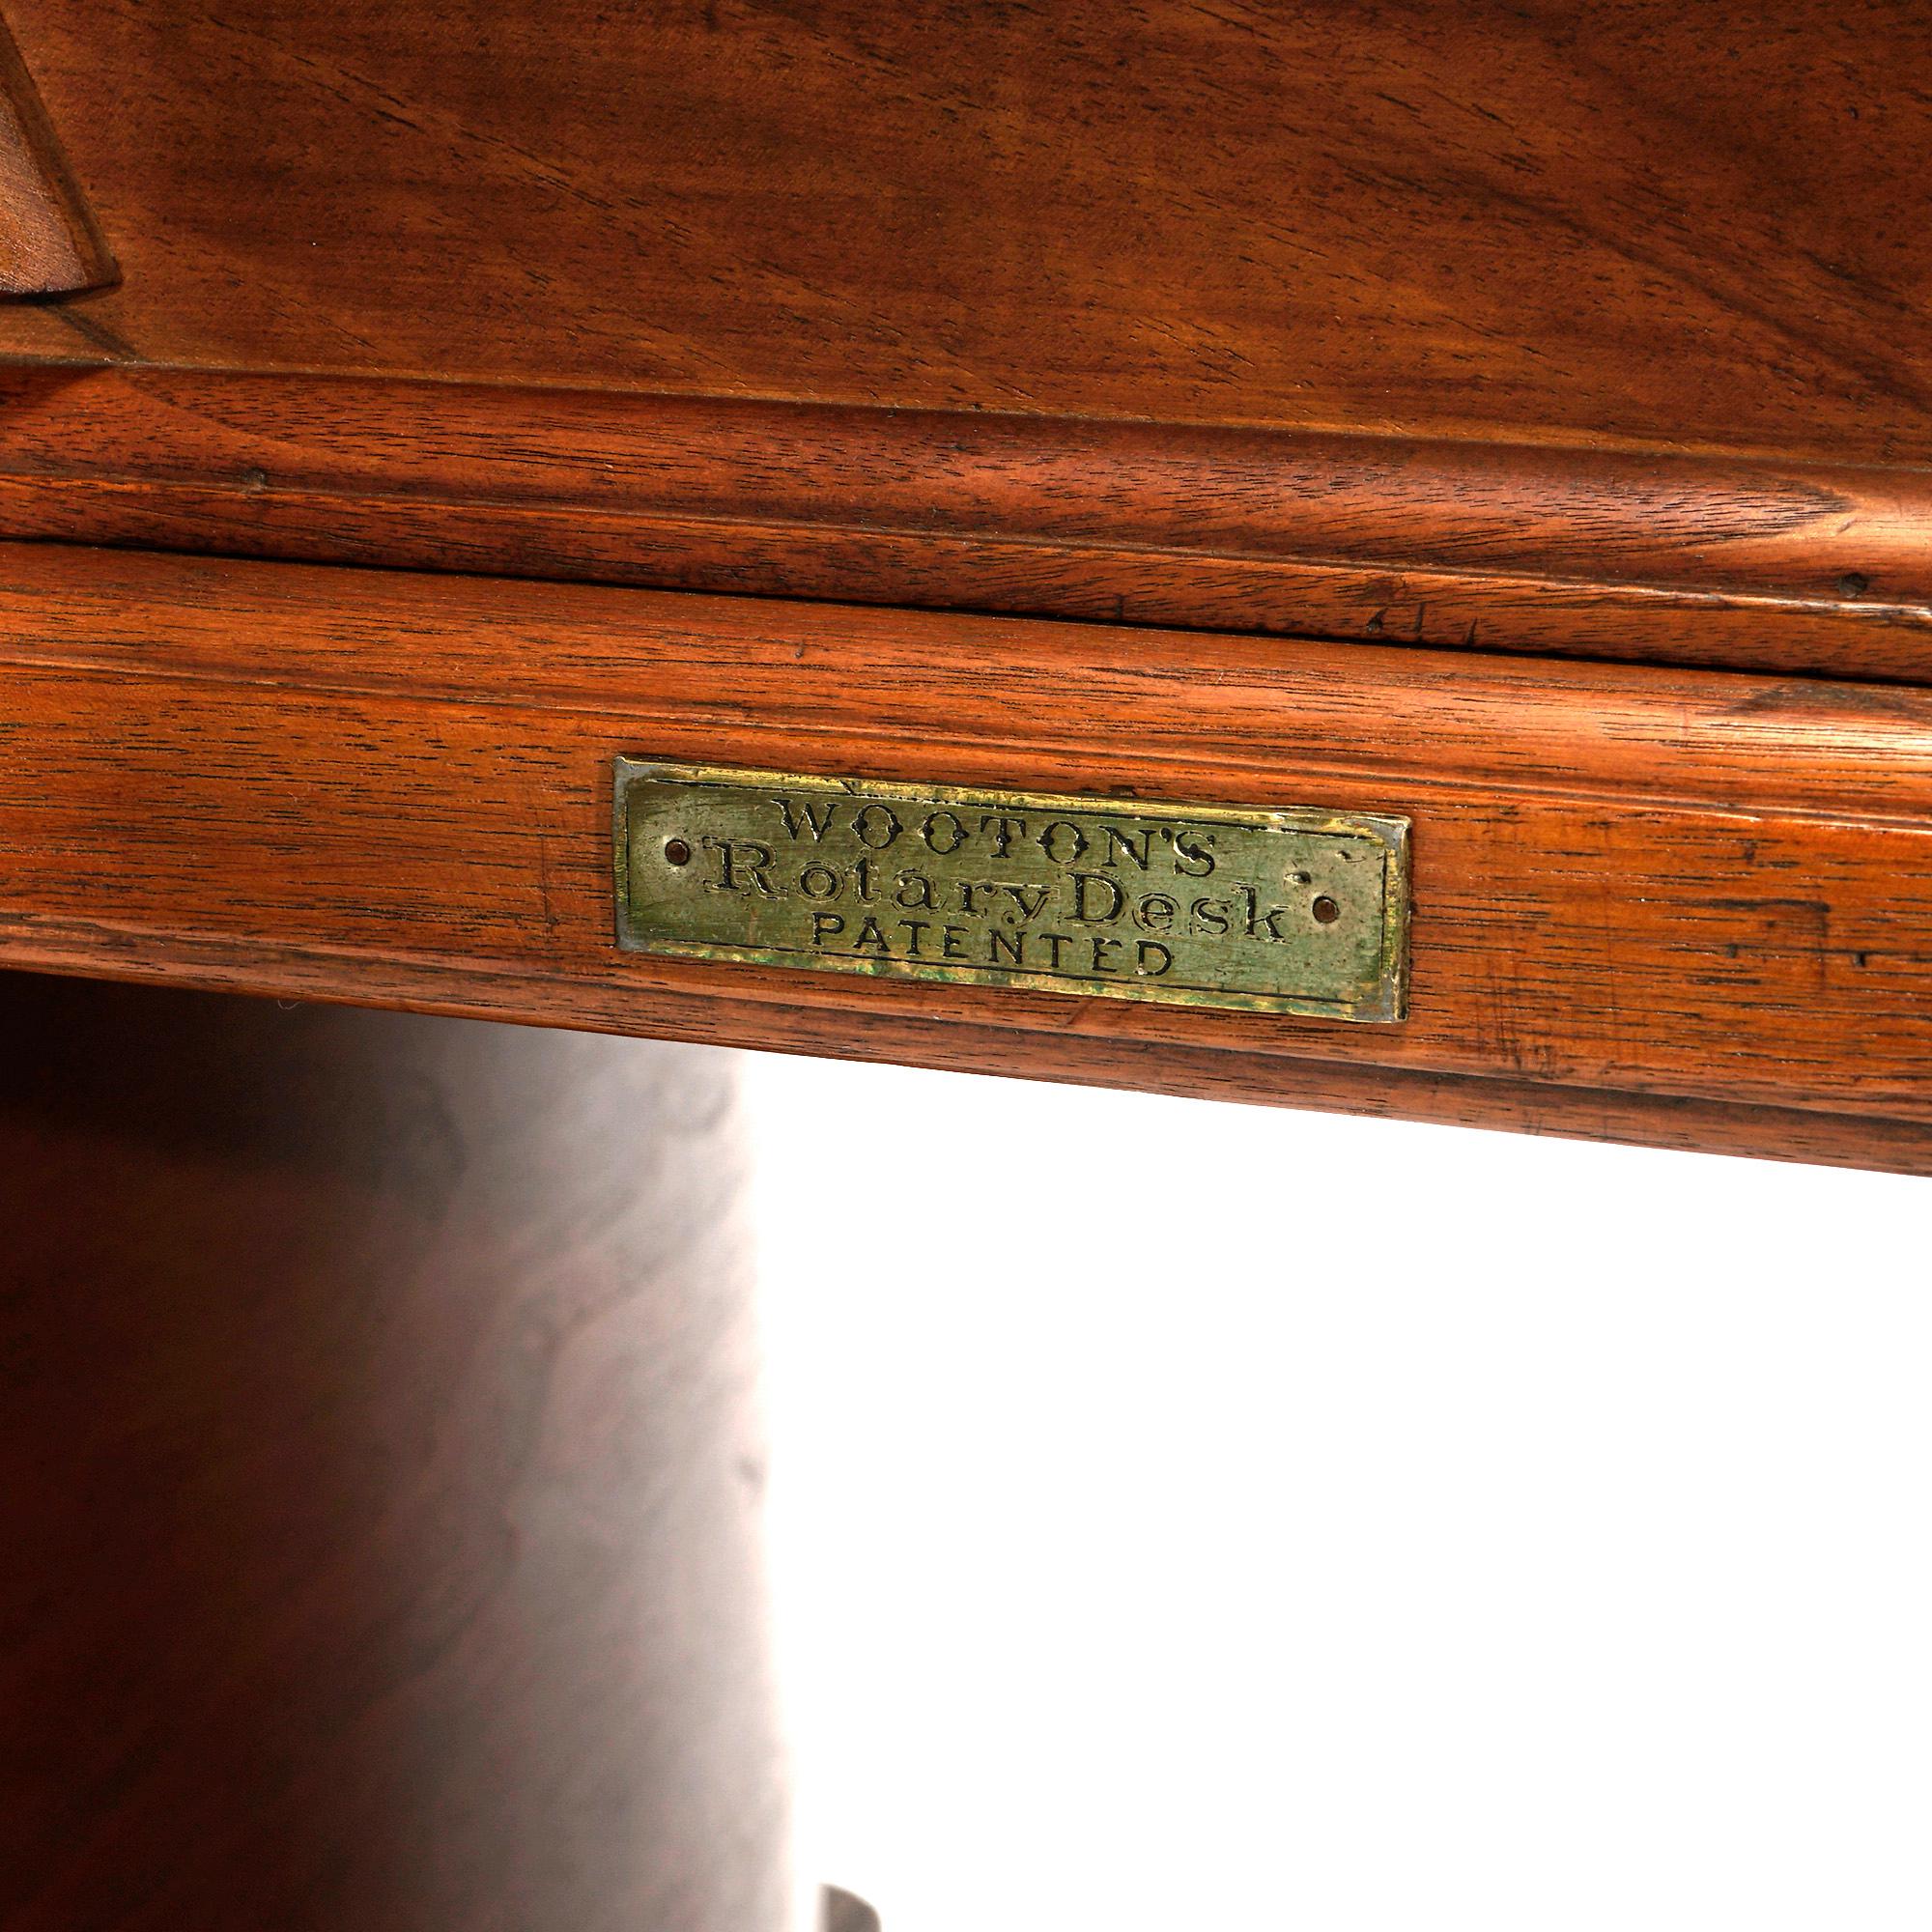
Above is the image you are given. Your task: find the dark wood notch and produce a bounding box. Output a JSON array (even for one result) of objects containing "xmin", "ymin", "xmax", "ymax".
[{"xmin": 0, "ymin": 10, "xmax": 110, "ymax": 296}]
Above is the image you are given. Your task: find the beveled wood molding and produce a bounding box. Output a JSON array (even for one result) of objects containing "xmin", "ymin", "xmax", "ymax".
[
  {"xmin": 0, "ymin": 13, "xmax": 109, "ymax": 296},
  {"xmin": 2, "ymin": 541, "xmax": 1929, "ymax": 1173},
  {"xmin": 0, "ymin": 365, "xmax": 1924, "ymax": 682}
]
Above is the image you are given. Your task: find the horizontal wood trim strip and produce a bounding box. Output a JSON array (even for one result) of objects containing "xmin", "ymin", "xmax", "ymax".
[
  {"xmin": 0, "ymin": 367, "xmax": 1928, "ymax": 681},
  {"xmin": 0, "ymin": 543, "xmax": 1928, "ymax": 1169}
]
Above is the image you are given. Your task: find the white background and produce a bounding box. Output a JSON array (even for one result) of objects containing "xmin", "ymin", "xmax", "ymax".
[{"xmin": 746, "ymin": 1053, "xmax": 1931, "ymax": 1931}]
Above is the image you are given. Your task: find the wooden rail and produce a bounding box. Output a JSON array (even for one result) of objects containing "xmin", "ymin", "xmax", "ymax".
[{"xmin": 2, "ymin": 542, "xmax": 1928, "ymax": 1171}]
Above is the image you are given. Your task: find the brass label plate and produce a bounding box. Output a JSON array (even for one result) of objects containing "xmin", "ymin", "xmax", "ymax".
[{"xmin": 613, "ymin": 761, "xmax": 1409, "ymax": 1021}]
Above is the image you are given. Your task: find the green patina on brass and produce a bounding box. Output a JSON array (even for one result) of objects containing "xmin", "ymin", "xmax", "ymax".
[{"xmin": 613, "ymin": 760, "xmax": 1410, "ymax": 1022}]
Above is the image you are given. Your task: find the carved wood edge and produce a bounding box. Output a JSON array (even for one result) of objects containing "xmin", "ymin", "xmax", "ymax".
[
  {"xmin": 0, "ymin": 365, "xmax": 1922, "ymax": 679},
  {"xmin": 0, "ymin": 14, "xmax": 111, "ymax": 297}
]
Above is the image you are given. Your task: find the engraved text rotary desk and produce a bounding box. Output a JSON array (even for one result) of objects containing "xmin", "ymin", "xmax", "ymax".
[{"xmin": 0, "ymin": 3, "xmax": 1929, "ymax": 1924}]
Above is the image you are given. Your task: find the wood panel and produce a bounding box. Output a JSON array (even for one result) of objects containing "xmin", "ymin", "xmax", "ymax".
[
  {"xmin": 1, "ymin": 542, "xmax": 1929, "ymax": 1170},
  {"xmin": 4, "ymin": 0, "xmax": 1929, "ymax": 464},
  {"xmin": 0, "ymin": 2, "xmax": 1926, "ymax": 677},
  {"xmin": 0, "ymin": 971, "xmax": 787, "ymax": 1931},
  {"xmin": 0, "ymin": 366, "xmax": 1925, "ymax": 681}
]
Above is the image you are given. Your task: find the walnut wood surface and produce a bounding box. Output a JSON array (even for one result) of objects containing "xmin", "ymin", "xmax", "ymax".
[
  {"xmin": 0, "ymin": 971, "xmax": 787, "ymax": 1932},
  {"xmin": 0, "ymin": 11, "xmax": 109, "ymax": 296},
  {"xmin": 0, "ymin": 2, "xmax": 1926, "ymax": 676},
  {"xmin": 4, "ymin": 0, "xmax": 1926, "ymax": 460},
  {"xmin": 1, "ymin": 542, "xmax": 1928, "ymax": 1171}
]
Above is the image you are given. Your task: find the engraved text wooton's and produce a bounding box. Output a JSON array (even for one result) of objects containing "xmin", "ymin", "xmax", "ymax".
[{"xmin": 614, "ymin": 762, "xmax": 1409, "ymax": 1021}]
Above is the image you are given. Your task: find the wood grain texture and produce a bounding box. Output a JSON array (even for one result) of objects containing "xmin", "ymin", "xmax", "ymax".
[
  {"xmin": 0, "ymin": 542, "xmax": 1928, "ymax": 1171},
  {"xmin": 3, "ymin": 0, "xmax": 1928, "ymax": 461},
  {"xmin": 0, "ymin": 10, "xmax": 110, "ymax": 295},
  {"xmin": 0, "ymin": 2, "xmax": 1925, "ymax": 674},
  {"xmin": 0, "ymin": 971, "xmax": 788, "ymax": 1932},
  {"xmin": 0, "ymin": 366, "xmax": 1925, "ymax": 680}
]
